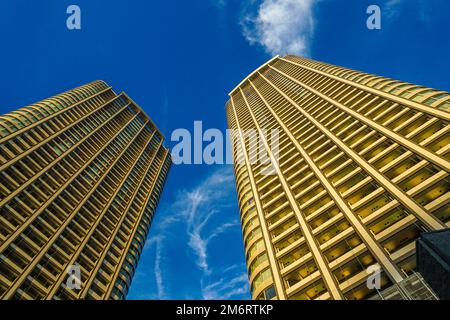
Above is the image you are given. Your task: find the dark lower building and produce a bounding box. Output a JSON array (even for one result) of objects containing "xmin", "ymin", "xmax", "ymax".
[{"xmin": 416, "ymin": 229, "xmax": 450, "ymax": 300}]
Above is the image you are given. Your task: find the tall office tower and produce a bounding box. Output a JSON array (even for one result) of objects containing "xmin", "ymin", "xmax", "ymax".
[
  {"xmin": 226, "ymin": 55, "xmax": 450, "ymax": 300},
  {"xmin": 0, "ymin": 81, "xmax": 171, "ymax": 300}
]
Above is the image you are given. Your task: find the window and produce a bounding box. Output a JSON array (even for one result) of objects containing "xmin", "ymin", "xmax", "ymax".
[
  {"xmin": 264, "ymin": 285, "xmax": 276, "ymax": 299},
  {"xmin": 257, "ymin": 285, "xmax": 277, "ymax": 300},
  {"xmin": 424, "ymin": 94, "xmax": 448, "ymax": 106}
]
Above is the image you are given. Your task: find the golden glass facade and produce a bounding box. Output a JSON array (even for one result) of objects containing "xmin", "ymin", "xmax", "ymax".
[
  {"xmin": 226, "ymin": 55, "xmax": 450, "ymax": 300},
  {"xmin": 0, "ymin": 81, "xmax": 171, "ymax": 300}
]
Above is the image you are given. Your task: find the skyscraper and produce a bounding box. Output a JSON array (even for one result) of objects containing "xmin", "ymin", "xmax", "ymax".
[
  {"xmin": 226, "ymin": 55, "xmax": 450, "ymax": 300},
  {"xmin": 0, "ymin": 81, "xmax": 171, "ymax": 300}
]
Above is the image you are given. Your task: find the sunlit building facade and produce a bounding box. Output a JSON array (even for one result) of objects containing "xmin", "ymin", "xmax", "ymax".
[
  {"xmin": 0, "ymin": 81, "xmax": 171, "ymax": 300},
  {"xmin": 226, "ymin": 55, "xmax": 450, "ymax": 300}
]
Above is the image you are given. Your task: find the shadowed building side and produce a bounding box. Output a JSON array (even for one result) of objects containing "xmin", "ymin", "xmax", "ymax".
[{"xmin": 416, "ymin": 229, "xmax": 450, "ymax": 300}]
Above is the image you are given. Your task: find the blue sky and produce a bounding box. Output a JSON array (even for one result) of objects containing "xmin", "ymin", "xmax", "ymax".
[{"xmin": 0, "ymin": 0, "xmax": 449, "ymax": 300}]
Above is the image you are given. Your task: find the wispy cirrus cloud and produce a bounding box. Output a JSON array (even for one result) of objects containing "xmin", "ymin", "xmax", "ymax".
[
  {"xmin": 130, "ymin": 235, "xmax": 167, "ymax": 300},
  {"xmin": 134, "ymin": 166, "xmax": 249, "ymax": 300},
  {"xmin": 385, "ymin": 0, "xmax": 431, "ymax": 25},
  {"xmin": 183, "ymin": 167, "xmax": 238, "ymax": 274},
  {"xmin": 211, "ymin": 0, "xmax": 227, "ymax": 8},
  {"xmin": 241, "ymin": 0, "xmax": 319, "ymax": 57},
  {"xmin": 385, "ymin": 0, "xmax": 404, "ymax": 18},
  {"xmin": 202, "ymin": 271, "xmax": 249, "ymax": 300},
  {"xmin": 146, "ymin": 236, "xmax": 165, "ymax": 299}
]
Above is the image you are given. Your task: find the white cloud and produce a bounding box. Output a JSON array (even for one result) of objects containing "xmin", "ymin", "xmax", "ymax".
[
  {"xmin": 202, "ymin": 272, "xmax": 250, "ymax": 300},
  {"xmin": 385, "ymin": 0, "xmax": 431, "ymax": 25},
  {"xmin": 241, "ymin": 0, "xmax": 318, "ymax": 56},
  {"xmin": 418, "ymin": 0, "xmax": 431, "ymax": 25},
  {"xmin": 176, "ymin": 167, "xmax": 248, "ymax": 298},
  {"xmin": 153, "ymin": 238, "xmax": 165, "ymax": 299},
  {"xmin": 139, "ymin": 166, "xmax": 247, "ymax": 299},
  {"xmin": 182, "ymin": 167, "xmax": 237, "ymax": 274},
  {"xmin": 211, "ymin": 0, "xmax": 226, "ymax": 8},
  {"xmin": 143, "ymin": 236, "xmax": 166, "ymax": 299},
  {"xmin": 386, "ymin": 0, "xmax": 403, "ymax": 7},
  {"xmin": 385, "ymin": 0, "xmax": 404, "ymax": 18}
]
